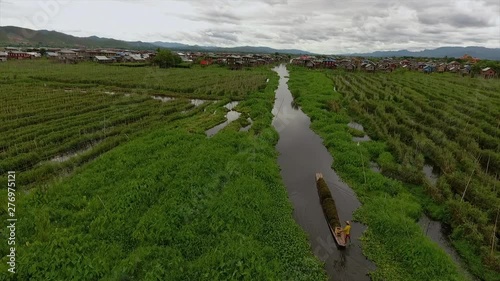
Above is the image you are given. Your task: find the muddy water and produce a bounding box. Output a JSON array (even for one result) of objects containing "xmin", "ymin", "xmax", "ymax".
[{"xmin": 272, "ymin": 64, "xmax": 375, "ymax": 281}]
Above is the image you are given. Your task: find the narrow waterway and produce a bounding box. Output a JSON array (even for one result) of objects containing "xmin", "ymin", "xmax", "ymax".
[
  {"xmin": 205, "ymin": 101, "xmax": 242, "ymax": 137},
  {"xmin": 272, "ymin": 64, "xmax": 375, "ymax": 281},
  {"xmin": 418, "ymin": 216, "xmax": 478, "ymax": 281}
]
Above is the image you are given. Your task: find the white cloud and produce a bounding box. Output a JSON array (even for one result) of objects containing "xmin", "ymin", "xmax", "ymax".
[{"xmin": 0, "ymin": 0, "xmax": 498, "ymax": 53}]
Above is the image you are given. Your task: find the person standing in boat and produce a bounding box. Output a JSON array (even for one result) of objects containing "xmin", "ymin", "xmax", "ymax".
[{"xmin": 341, "ymin": 221, "xmax": 351, "ymax": 244}]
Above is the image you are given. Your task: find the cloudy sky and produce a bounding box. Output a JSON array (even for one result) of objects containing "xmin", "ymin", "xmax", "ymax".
[{"xmin": 0, "ymin": 0, "xmax": 499, "ymax": 53}]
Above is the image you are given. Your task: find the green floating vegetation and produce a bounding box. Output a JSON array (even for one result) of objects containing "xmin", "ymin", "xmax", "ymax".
[
  {"xmin": 0, "ymin": 60, "xmax": 272, "ymax": 188},
  {"xmin": 0, "ymin": 61, "xmax": 327, "ymax": 280},
  {"xmin": 348, "ymin": 127, "xmax": 366, "ymax": 137},
  {"xmin": 287, "ymin": 65, "xmax": 499, "ymax": 281},
  {"xmin": 316, "ymin": 177, "xmax": 341, "ymax": 228}
]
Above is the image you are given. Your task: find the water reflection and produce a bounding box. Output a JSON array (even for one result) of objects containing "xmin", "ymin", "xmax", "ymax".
[
  {"xmin": 191, "ymin": 99, "xmax": 207, "ymax": 107},
  {"xmin": 272, "ymin": 64, "xmax": 375, "ymax": 281},
  {"xmin": 240, "ymin": 118, "xmax": 253, "ymax": 132},
  {"xmin": 152, "ymin": 96, "xmax": 174, "ymax": 102},
  {"xmin": 352, "ymin": 135, "xmax": 371, "ymax": 142},
  {"xmin": 224, "ymin": 101, "xmax": 239, "ymax": 110},
  {"xmin": 418, "ymin": 216, "xmax": 477, "ymax": 280},
  {"xmin": 205, "ymin": 102, "xmax": 242, "ymax": 137},
  {"xmin": 347, "ymin": 121, "xmax": 364, "ymax": 132},
  {"xmin": 423, "ymin": 164, "xmax": 439, "ymax": 185}
]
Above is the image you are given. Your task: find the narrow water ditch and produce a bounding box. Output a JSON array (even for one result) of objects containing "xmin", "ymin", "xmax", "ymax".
[
  {"xmin": 418, "ymin": 216, "xmax": 478, "ymax": 281},
  {"xmin": 423, "ymin": 163, "xmax": 439, "ymax": 185},
  {"xmin": 272, "ymin": 64, "xmax": 375, "ymax": 281},
  {"xmin": 239, "ymin": 118, "xmax": 253, "ymax": 132},
  {"xmin": 348, "ymin": 121, "xmax": 371, "ymax": 142},
  {"xmin": 51, "ymin": 141, "xmax": 102, "ymax": 162},
  {"xmin": 152, "ymin": 95, "xmax": 174, "ymax": 102},
  {"xmin": 190, "ymin": 99, "xmax": 206, "ymax": 107},
  {"xmin": 205, "ymin": 102, "xmax": 242, "ymax": 137}
]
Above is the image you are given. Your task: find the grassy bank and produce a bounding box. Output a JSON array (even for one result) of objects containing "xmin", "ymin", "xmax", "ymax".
[
  {"xmin": 287, "ymin": 66, "xmax": 500, "ymax": 280},
  {"xmin": 0, "ymin": 61, "xmax": 326, "ymax": 280}
]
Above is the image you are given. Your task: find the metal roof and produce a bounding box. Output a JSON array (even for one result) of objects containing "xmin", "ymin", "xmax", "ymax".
[{"xmin": 95, "ymin": 56, "xmax": 110, "ymax": 60}]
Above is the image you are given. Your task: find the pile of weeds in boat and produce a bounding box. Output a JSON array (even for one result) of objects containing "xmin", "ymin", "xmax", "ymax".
[{"xmin": 317, "ymin": 177, "xmax": 341, "ymax": 228}]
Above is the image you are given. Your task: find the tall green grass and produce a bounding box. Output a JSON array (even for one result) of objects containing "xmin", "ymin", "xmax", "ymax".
[
  {"xmin": 287, "ymin": 66, "xmax": 485, "ymax": 281},
  {"xmin": 0, "ymin": 65, "xmax": 326, "ymax": 280}
]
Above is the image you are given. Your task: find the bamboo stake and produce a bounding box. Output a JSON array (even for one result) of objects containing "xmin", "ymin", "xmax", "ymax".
[
  {"xmin": 357, "ymin": 142, "xmax": 366, "ymax": 184},
  {"xmin": 97, "ymin": 195, "xmax": 109, "ymax": 213},
  {"xmin": 492, "ymin": 208, "xmax": 499, "ymax": 257},
  {"xmin": 461, "ymin": 155, "xmax": 481, "ymax": 202},
  {"xmin": 492, "ymin": 177, "xmax": 498, "ymax": 256},
  {"xmin": 485, "ymin": 154, "xmax": 490, "ymax": 175}
]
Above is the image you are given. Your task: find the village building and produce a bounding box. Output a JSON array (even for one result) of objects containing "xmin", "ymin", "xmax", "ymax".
[
  {"xmin": 0, "ymin": 51, "xmax": 8, "ymax": 62},
  {"xmin": 226, "ymin": 55, "xmax": 243, "ymax": 70},
  {"xmin": 305, "ymin": 61, "xmax": 315, "ymax": 68},
  {"xmin": 8, "ymin": 51, "xmax": 33, "ymax": 59},
  {"xmin": 345, "ymin": 63, "xmax": 356, "ymax": 71},
  {"xmin": 481, "ymin": 67, "xmax": 496, "ymax": 79},
  {"xmin": 360, "ymin": 61, "xmax": 376, "ymax": 72},
  {"xmin": 323, "ymin": 58, "xmax": 336, "ymax": 68},
  {"xmin": 46, "ymin": 52, "xmax": 59, "ymax": 59},
  {"xmin": 242, "ymin": 55, "xmax": 255, "ymax": 67},
  {"xmin": 200, "ymin": 59, "xmax": 212, "ymax": 67},
  {"xmin": 378, "ymin": 63, "xmax": 393, "ymax": 72},
  {"xmin": 423, "ymin": 65, "xmax": 435, "ymax": 74},
  {"xmin": 177, "ymin": 52, "xmax": 193, "ymax": 63},
  {"xmin": 58, "ymin": 50, "xmax": 77, "ymax": 58},
  {"xmin": 400, "ymin": 59, "xmax": 411, "ymax": 67},
  {"xmin": 94, "ymin": 56, "xmax": 112, "ymax": 63},
  {"xmin": 125, "ymin": 54, "xmax": 146, "ymax": 62},
  {"xmin": 447, "ymin": 61, "xmax": 461, "ymax": 71}
]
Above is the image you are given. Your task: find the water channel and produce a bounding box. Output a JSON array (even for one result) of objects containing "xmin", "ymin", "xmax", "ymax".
[{"xmin": 272, "ymin": 64, "xmax": 375, "ymax": 281}]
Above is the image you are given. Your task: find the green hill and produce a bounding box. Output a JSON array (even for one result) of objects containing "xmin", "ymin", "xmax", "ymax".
[{"xmin": 0, "ymin": 26, "xmax": 155, "ymax": 49}]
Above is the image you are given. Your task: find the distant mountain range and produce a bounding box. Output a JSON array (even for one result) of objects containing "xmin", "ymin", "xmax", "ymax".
[
  {"xmin": 153, "ymin": 41, "xmax": 311, "ymax": 55},
  {"xmin": 0, "ymin": 26, "xmax": 311, "ymax": 54},
  {"xmin": 0, "ymin": 26, "xmax": 153, "ymax": 49},
  {"xmin": 0, "ymin": 26, "xmax": 498, "ymax": 59},
  {"xmin": 346, "ymin": 47, "xmax": 500, "ymax": 60}
]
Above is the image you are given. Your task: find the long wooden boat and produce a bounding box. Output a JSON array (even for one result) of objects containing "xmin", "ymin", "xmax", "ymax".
[{"xmin": 316, "ymin": 173, "xmax": 346, "ymax": 248}]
